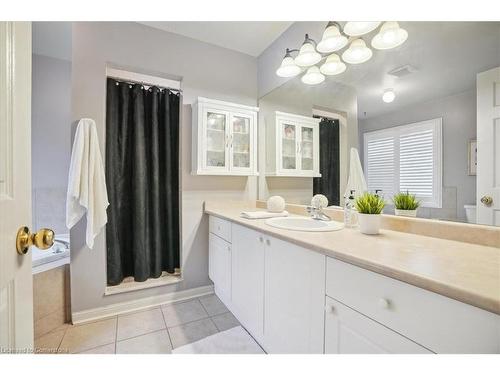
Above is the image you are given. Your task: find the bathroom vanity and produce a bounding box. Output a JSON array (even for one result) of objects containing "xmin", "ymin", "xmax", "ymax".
[{"xmin": 205, "ymin": 202, "xmax": 500, "ymax": 354}]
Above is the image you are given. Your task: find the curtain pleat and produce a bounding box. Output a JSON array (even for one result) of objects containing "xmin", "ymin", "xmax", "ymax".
[
  {"xmin": 105, "ymin": 78, "xmax": 180, "ymax": 286},
  {"xmin": 313, "ymin": 118, "xmax": 340, "ymax": 206}
]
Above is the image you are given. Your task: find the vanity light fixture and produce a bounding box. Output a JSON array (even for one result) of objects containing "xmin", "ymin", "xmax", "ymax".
[
  {"xmin": 371, "ymin": 21, "xmax": 408, "ymax": 50},
  {"xmin": 341, "ymin": 39, "xmax": 373, "ymax": 64},
  {"xmin": 294, "ymin": 34, "xmax": 322, "ymax": 67},
  {"xmin": 320, "ymin": 53, "xmax": 346, "ymax": 76},
  {"xmin": 276, "ymin": 49, "xmax": 302, "ymax": 78},
  {"xmin": 343, "ymin": 21, "xmax": 381, "ymax": 36},
  {"xmin": 316, "ymin": 22, "xmax": 348, "ymax": 53},
  {"xmin": 275, "ymin": 21, "xmax": 408, "ymax": 85},
  {"xmin": 301, "ymin": 66, "xmax": 325, "ymax": 85},
  {"xmin": 382, "ymin": 88, "xmax": 396, "ymax": 103}
]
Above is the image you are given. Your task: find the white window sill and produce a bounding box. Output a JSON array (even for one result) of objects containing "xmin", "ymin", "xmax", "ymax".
[{"xmin": 105, "ymin": 272, "xmax": 182, "ymax": 296}]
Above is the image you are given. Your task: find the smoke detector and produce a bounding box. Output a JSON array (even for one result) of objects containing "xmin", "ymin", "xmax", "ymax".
[{"xmin": 388, "ymin": 64, "xmax": 418, "ymax": 78}]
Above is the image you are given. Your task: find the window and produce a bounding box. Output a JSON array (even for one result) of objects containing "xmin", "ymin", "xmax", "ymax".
[{"xmin": 363, "ymin": 118, "xmax": 442, "ymax": 208}]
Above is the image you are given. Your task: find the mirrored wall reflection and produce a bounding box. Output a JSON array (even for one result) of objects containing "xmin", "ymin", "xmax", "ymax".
[{"xmin": 258, "ymin": 21, "xmax": 500, "ymax": 226}]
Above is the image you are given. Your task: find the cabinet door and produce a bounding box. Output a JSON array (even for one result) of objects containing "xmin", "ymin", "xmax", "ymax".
[
  {"xmin": 278, "ymin": 119, "xmax": 299, "ymax": 174},
  {"xmin": 208, "ymin": 233, "xmax": 231, "ymax": 306},
  {"xmin": 325, "ymin": 297, "xmax": 431, "ymax": 354},
  {"xmin": 229, "ymin": 112, "xmax": 253, "ymax": 173},
  {"xmin": 298, "ymin": 124, "xmax": 317, "ymax": 174},
  {"xmin": 264, "ymin": 236, "xmax": 326, "ymax": 353},
  {"xmin": 202, "ymin": 108, "xmax": 230, "ymax": 172},
  {"xmin": 231, "ymin": 224, "xmax": 265, "ymax": 343}
]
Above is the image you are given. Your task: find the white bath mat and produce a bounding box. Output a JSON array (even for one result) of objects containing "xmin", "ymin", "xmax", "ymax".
[{"xmin": 172, "ymin": 326, "xmax": 265, "ymax": 354}]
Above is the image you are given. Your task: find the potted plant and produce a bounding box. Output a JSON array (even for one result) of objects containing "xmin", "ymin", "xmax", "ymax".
[
  {"xmin": 354, "ymin": 192, "xmax": 385, "ymax": 234},
  {"xmin": 392, "ymin": 191, "xmax": 420, "ymax": 217}
]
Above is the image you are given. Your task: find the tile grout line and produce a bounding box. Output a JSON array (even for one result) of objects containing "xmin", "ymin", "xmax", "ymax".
[
  {"xmin": 159, "ymin": 306, "xmax": 174, "ymax": 351},
  {"xmin": 114, "ymin": 315, "xmax": 118, "ymax": 354}
]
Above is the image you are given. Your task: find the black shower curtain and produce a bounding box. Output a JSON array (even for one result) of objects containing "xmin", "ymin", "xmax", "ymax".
[
  {"xmin": 313, "ymin": 117, "xmax": 340, "ymax": 206},
  {"xmin": 105, "ymin": 77, "xmax": 180, "ymax": 286}
]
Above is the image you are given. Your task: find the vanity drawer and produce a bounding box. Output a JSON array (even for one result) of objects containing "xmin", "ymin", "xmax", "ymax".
[
  {"xmin": 209, "ymin": 215, "xmax": 232, "ymax": 243},
  {"xmin": 326, "ymin": 257, "xmax": 500, "ymax": 353}
]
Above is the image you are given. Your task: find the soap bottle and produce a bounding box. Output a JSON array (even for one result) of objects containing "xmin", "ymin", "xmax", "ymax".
[{"xmin": 344, "ymin": 190, "xmax": 356, "ymax": 228}]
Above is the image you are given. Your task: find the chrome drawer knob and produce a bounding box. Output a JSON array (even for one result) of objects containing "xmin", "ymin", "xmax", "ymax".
[{"xmin": 378, "ymin": 298, "xmax": 390, "ymax": 309}]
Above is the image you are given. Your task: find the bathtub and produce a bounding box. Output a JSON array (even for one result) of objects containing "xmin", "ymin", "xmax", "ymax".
[{"xmin": 32, "ymin": 233, "xmax": 70, "ymax": 274}]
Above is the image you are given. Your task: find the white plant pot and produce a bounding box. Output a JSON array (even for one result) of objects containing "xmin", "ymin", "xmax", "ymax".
[
  {"xmin": 395, "ymin": 209, "xmax": 417, "ymax": 217},
  {"xmin": 358, "ymin": 213, "xmax": 382, "ymax": 235}
]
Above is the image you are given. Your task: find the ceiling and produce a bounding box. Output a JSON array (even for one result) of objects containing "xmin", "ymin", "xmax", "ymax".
[{"xmin": 140, "ymin": 21, "xmax": 293, "ymax": 57}]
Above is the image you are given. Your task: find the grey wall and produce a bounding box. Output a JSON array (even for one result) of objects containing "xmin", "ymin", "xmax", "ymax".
[
  {"xmin": 32, "ymin": 54, "xmax": 72, "ymax": 235},
  {"xmin": 358, "ymin": 89, "xmax": 477, "ymax": 221},
  {"xmin": 70, "ymin": 22, "xmax": 258, "ymax": 313}
]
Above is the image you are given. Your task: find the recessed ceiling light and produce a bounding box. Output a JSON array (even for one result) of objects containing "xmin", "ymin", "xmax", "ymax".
[{"xmin": 382, "ymin": 89, "xmax": 396, "ymax": 103}]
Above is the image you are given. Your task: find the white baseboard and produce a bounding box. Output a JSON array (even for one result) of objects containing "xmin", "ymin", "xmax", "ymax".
[{"xmin": 71, "ymin": 284, "xmax": 214, "ymax": 325}]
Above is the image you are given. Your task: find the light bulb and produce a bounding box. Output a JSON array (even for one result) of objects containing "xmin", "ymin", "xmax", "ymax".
[
  {"xmin": 341, "ymin": 39, "xmax": 373, "ymax": 64},
  {"xmin": 295, "ymin": 35, "xmax": 322, "ymax": 67},
  {"xmin": 301, "ymin": 66, "xmax": 325, "ymax": 85},
  {"xmin": 320, "ymin": 53, "xmax": 346, "ymax": 76},
  {"xmin": 276, "ymin": 55, "xmax": 301, "ymax": 78},
  {"xmin": 371, "ymin": 22, "xmax": 408, "ymax": 50},
  {"xmin": 317, "ymin": 23, "xmax": 348, "ymax": 53},
  {"xmin": 343, "ymin": 22, "xmax": 381, "ymax": 36},
  {"xmin": 382, "ymin": 89, "xmax": 395, "ymax": 103}
]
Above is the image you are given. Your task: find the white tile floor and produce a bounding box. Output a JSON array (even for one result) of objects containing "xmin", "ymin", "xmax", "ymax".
[{"xmin": 34, "ymin": 294, "xmax": 241, "ymax": 354}]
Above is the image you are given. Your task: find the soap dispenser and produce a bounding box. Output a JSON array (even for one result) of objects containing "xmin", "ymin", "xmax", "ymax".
[{"xmin": 344, "ymin": 190, "xmax": 356, "ymax": 228}]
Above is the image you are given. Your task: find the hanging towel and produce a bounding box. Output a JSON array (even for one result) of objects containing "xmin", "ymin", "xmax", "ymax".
[
  {"xmin": 66, "ymin": 118, "xmax": 109, "ymax": 249},
  {"xmin": 344, "ymin": 147, "xmax": 368, "ymax": 200},
  {"xmin": 240, "ymin": 210, "xmax": 289, "ymax": 219}
]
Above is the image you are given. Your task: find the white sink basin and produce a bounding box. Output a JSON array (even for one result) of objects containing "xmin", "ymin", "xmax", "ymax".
[{"xmin": 265, "ymin": 216, "xmax": 344, "ymax": 232}]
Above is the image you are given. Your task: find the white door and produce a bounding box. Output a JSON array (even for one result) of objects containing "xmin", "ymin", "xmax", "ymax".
[
  {"xmin": 0, "ymin": 22, "xmax": 34, "ymax": 352},
  {"xmin": 324, "ymin": 297, "xmax": 431, "ymax": 354},
  {"xmin": 208, "ymin": 233, "xmax": 231, "ymax": 306},
  {"xmin": 263, "ymin": 236, "xmax": 325, "ymax": 353},
  {"xmin": 278, "ymin": 120, "xmax": 299, "ymax": 175},
  {"xmin": 477, "ymin": 67, "xmax": 500, "ymax": 226},
  {"xmin": 230, "ymin": 224, "xmax": 265, "ymax": 343},
  {"xmin": 203, "ymin": 107, "xmax": 230, "ymax": 173}
]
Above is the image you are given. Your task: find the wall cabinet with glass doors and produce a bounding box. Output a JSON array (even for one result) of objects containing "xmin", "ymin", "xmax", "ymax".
[
  {"xmin": 265, "ymin": 111, "xmax": 320, "ymax": 177},
  {"xmin": 192, "ymin": 97, "xmax": 259, "ymax": 176}
]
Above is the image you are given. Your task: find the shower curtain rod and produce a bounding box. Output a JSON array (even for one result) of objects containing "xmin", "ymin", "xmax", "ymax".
[{"xmin": 109, "ymin": 76, "xmax": 183, "ymax": 93}]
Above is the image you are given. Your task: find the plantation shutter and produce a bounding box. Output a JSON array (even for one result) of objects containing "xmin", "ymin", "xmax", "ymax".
[{"xmin": 363, "ymin": 118, "xmax": 442, "ymax": 208}]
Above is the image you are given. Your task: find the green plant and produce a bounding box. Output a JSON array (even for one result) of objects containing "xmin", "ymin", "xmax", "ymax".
[
  {"xmin": 354, "ymin": 192, "xmax": 385, "ymax": 214},
  {"xmin": 392, "ymin": 191, "xmax": 420, "ymax": 210}
]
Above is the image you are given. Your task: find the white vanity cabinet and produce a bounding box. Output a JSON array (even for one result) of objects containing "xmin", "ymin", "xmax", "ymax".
[
  {"xmin": 192, "ymin": 97, "xmax": 258, "ymax": 176},
  {"xmin": 265, "ymin": 111, "xmax": 321, "ymax": 177},
  {"xmin": 263, "ymin": 235, "xmax": 326, "ymax": 353},
  {"xmin": 230, "ymin": 224, "xmax": 265, "ymax": 343}
]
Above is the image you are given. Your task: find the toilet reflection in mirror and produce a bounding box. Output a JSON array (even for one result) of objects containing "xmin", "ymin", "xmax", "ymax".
[{"xmin": 258, "ymin": 22, "xmax": 500, "ymax": 227}]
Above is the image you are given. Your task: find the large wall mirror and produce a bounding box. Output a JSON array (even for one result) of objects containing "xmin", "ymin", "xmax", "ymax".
[{"xmin": 258, "ymin": 21, "xmax": 500, "ymax": 226}]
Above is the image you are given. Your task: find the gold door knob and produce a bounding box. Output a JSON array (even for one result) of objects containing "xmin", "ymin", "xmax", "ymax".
[
  {"xmin": 480, "ymin": 195, "xmax": 493, "ymax": 207},
  {"xmin": 16, "ymin": 226, "xmax": 55, "ymax": 255}
]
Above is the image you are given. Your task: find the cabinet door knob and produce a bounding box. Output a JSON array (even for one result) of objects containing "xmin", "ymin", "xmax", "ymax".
[
  {"xmin": 378, "ymin": 298, "xmax": 390, "ymax": 309},
  {"xmin": 217, "ymin": 225, "xmax": 221, "ymax": 231},
  {"xmin": 266, "ymin": 239, "xmax": 271, "ymax": 246},
  {"xmin": 325, "ymin": 305, "xmax": 335, "ymax": 314},
  {"xmin": 259, "ymin": 236, "xmax": 263, "ymax": 243}
]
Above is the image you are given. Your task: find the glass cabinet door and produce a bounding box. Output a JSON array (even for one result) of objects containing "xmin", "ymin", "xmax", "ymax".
[
  {"xmin": 205, "ymin": 111, "xmax": 228, "ymax": 169},
  {"xmin": 231, "ymin": 114, "xmax": 251, "ymax": 169},
  {"xmin": 281, "ymin": 122, "xmax": 297, "ymax": 171},
  {"xmin": 300, "ymin": 126, "xmax": 314, "ymax": 171}
]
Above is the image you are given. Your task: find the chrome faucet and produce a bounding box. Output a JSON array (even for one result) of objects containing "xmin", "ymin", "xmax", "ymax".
[{"xmin": 306, "ymin": 206, "xmax": 331, "ymax": 221}]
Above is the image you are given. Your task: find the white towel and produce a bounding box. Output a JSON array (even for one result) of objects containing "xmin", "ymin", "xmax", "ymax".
[
  {"xmin": 240, "ymin": 210, "xmax": 289, "ymax": 219},
  {"xmin": 344, "ymin": 147, "xmax": 368, "ymax": 200},
  {"xmin": 66, "ymin": 118, "xmax": 109, "ymax": 249}
]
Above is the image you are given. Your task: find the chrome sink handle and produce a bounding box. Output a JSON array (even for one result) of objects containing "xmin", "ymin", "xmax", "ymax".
[{"xmin": 306, "ymin": 206, "xmax": 331, "ymax": 221}]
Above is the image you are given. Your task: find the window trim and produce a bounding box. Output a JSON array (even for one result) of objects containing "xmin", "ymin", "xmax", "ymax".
[{"xmin": 363, "ymin": 118, "xmax": 443, "ymax": 208}]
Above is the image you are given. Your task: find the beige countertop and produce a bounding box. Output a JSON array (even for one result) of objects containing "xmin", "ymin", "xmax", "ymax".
[{"xmin": 205, "ymin": 201, "xmax": 500, "ymax": 315}]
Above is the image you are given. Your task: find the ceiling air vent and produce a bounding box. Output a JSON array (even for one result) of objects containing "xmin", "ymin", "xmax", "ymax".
[{"xmin": 388, "ymin": 64, "xmax": 418, "ymax": 78}]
